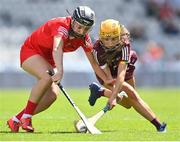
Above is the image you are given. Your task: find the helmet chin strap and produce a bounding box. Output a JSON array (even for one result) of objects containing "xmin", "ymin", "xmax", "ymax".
[
  {"xmin": 69, "ymin": 19, "xmax": 86, "ymax": 39},
  {"xmin": 68, "ymin": 28, "xmax": 85, "ymax": 39}
]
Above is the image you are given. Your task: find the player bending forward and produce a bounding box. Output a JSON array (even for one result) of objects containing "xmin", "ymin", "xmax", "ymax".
[
  {"xmin": 88, "ymin": 19, "xmax": 166, "ymax": 132},
  {"xmin": 7, "ymin": 6, "xmax": 113, "ymax": 133}
]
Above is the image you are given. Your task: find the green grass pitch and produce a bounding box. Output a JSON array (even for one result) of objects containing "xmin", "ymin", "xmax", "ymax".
[{"xmin": 0, "ymin": 88, "xmax": 180, "ymax": 141}]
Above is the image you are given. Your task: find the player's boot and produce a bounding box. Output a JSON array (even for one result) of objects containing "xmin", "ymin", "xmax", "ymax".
[
  {"xmin": 20, "ymin": 117, "xmax": 34, "ymax": 132},
  {"xmin": 7, "ymin": 118, "xmax": 20, "ymax": 132},
  {"xmin": 157, "ymin": 122, "xmax": 167, "ymax": 132},
  {"xmin": 88, "ymin": 82, "xmax": 102, "ymax": 106}
]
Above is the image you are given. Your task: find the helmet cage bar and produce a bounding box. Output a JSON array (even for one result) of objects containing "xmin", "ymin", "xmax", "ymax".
[
  {"xmin": 69, "ymin": 29, "xmax": 85, "ymax": 38},
  {"xmin": 101, "ymin": 42, "xmax": 122, "ymax": 52},
  {"xmin": 100, "ymin": 35, "xmax": 120, "ymax": 40},
  {"xmin": 69, "ymin": 19, "xmax": 91, "ymax": 38}
]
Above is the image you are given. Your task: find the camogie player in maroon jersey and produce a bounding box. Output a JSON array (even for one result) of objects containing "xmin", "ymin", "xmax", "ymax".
[
  {"xmin": 88, "ymin": 19, "xmax": 166, "ymax": 132},
  {"xmin": 7, "ymin": 6, "xmax": 113, "ymax": 133}
]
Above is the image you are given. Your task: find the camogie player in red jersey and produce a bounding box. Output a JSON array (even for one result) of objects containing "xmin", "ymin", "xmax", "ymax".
[
  {"xmin": 88, "ymin": 19, "xmax": 167, "ymax": 132},
  {"xmin": 7, "ymin": 6, "xmax": 113, "ymax": 133}
]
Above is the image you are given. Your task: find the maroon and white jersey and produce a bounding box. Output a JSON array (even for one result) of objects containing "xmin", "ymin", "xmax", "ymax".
[{"xmin": 93, "ymin": 40, "xmax": 137, "ymax": 84}]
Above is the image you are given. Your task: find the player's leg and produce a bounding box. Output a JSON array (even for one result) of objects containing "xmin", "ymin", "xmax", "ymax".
[
  {"xmin": 88, "ymin": 79, "xmax": 166, "ymax": 131},
  {"xmin": 88, "ymin": 82, "xmax": 130, "ymax": 107},
  {"xmin": 33, "ymin": 83, "xmax": 59, "ymax": 115},
  {"xmin": 22, "ymin": 55, "xmax": 53, "ymax": 101},
  {"xmin": 88, "ymin": 76, "xmax": 135, "ymax": 107},
  {"xmin": 119, "ymin": 82, "xmax": 166, "ymax": 132},
  {"xmin": 21, "ymin": 55, "xmax": 54, "ymax": 132},
  {"xmin": 8, "ymin": 81, "xmax": 59, "ymax": 132},
  {"xmin": 120, "ymin": 82, "xmax": 156, "ymax": 120},
  {"xmin": 7, "ymin": 55, "xmax": 53, "ymax": 132},
  {"xmin": 15, "ymin": 84, "xmax": 58, "ymax": 116},
  {"xmin": 88, "ymin": 82, "xmax": 111, "ymax": 106}
]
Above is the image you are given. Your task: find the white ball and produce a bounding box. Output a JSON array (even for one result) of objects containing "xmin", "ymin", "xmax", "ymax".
[{"xmin": 74, "ymin": 120, "xmax": 88, "ymax": 133}]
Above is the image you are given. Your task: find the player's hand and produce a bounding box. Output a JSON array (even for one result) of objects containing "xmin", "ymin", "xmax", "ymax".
[
  {"xmin": 104, "ymin": 78, "xmax": 116, "ymax": 85},
  {"xmin": 51, "ymin": 72, "xmax": 63, "ymax": 84},
  {"xmin": 107, "ymin": 96, "xmax": 117, "ymax": 110}
]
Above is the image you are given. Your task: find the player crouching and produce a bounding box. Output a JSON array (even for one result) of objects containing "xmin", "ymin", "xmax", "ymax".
[{"xmin": 88, "ymin": 19, "xmax": 166, "ymax": 132}]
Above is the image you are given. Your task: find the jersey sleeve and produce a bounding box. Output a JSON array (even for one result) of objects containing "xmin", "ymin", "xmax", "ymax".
[
  {"xmin": 82, "ymin": 34, "xmax": 93, "ymax": 52},
  {"xmin": 120, "ymin": 45, "xmax": 130, "ymax": 64},
  {"xmin": 51, "ymin": 25, "xmax": 68, "ymax": 40}
]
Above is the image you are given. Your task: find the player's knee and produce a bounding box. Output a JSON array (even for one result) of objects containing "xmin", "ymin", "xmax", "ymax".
[
  {"xmin": 123, "ymin": 83, "xmax": 139, "ymax": 101},
  {"xmin": 42, "ymin": 73, "xmax": 52, "ymax": 84},
  {"xmin": 119, "ymin": 98, "xmax": 132, "ymax": 109},
  {"xmin": 119, "ymin": 102, "xmax": 132, "ymax": 109},
  {"xmin": 50, "ymin": 92, "xmax": 57, "ymax": 102},
  {"xmin": 50, "ymin": 85, "xmax": 58, "ymax": 102},
  {"xmin": 123, "ymin": 99, "xmax": 132, "ymax": 109}
]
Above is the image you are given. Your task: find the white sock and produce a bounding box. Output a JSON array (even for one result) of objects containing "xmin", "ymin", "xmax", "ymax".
[
  {"xmin": 22, "ymin": 114, "xmax": 32, "ymax": 119},
  {"xmin": 12, "ymin": 116, "xmax": 20, "ymax": 122}
]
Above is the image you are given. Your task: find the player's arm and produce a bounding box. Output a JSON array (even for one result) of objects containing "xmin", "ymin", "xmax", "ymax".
[
  {"xmin": 100, "ymin": 65, "xmax": 116, "ymax": 86},
  {"xmin": 102, "ymin": 66, "xmax": 114, "ymax": 80},
  {"xmin": 112, "ymin": 62, "xmax": 127, "ymax": 98},
  {"xmin": 108, "ymin": 62, "xmax": 127, "ymax": 109},
  {"xmin": 52, "ymin": 35, "xmax": 64, "ymax": 82},
  {"xmin": 102, "ymin": 66, "xmax": 116, "ymax": 87},
  {"xmin": 85, "ymin": 52, "xmax": 114, "ymax": 85},
  {"xmin": 108, "ymin": 44, "xmax": 130, "ymax": 109}
]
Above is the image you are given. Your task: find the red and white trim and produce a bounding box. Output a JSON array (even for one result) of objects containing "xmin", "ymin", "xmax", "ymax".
[{"xmin": 57, "ymin": 26, "xmax": 68, "ymax": 38}]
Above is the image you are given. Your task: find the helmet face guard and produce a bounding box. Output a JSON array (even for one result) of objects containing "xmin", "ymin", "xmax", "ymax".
[
  {"xmin": 70, "ymin": 19, "xmax": 92, "ymax": 38},
  {"xmin": 101, "ymin": 42, "xmax": 122, "ymax": 53},
  {"xmin": 70, "ymin": 6, "xmax": 95, "ymax": 38},
  {"xmin": 99, "ymin": 19, "xmax": 126, "ymax": 52}
]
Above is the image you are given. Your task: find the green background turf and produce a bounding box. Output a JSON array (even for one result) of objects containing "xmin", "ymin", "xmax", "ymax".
[{"xmin": 0, "ymin": 88, "xmax": 180, "ymax": 141}]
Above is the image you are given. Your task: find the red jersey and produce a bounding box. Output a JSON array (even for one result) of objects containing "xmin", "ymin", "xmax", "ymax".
[{"xmin": 20, "ymin": 16, "xmax": 92, "ymax": 66}]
